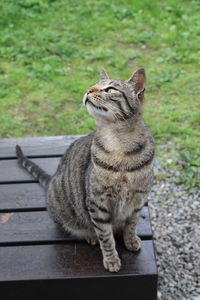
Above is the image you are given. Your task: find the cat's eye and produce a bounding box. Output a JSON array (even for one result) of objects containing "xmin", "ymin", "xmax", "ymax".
[{"xmin": 104, "ymin": 87, "xmax": 117, "ymax": 93}]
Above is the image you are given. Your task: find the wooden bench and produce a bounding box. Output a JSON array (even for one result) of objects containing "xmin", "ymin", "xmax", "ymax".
[{"xmin": 0, "ymin": 136, "xmax": 157, "ymax": 299}]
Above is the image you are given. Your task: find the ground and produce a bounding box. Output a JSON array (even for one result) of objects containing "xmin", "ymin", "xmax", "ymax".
[
  {"xmin": 149, "ymin": 163, "xmax": 200, "ymax": 300},
  {"xmin": 0, "ymin": 0, "xmax": 199, "ymax": 187}
]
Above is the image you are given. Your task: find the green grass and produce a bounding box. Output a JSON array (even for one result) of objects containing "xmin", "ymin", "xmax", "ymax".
[{"xmin": 0, "ymin": 0, "xmax": 199, "ymax": 188}]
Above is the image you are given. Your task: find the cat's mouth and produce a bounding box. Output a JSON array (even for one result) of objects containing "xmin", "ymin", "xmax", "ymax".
[
  {"xmin": 84, "ymin": 94, "xmax": 116, "ymax": 121},
  {"xmin": 85, "ymin": 97, "xmax": 108, "ymax": 112}
]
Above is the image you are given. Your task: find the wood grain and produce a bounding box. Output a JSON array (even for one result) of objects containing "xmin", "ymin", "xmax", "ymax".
[
  {"xmin": 0, "ymin": 157, "xmax": 60, "ymax": 183},
  {"xmin": 0, "ymin": 135, "xmax": 82, "ymax": 158},
  {"xmin": 0, "ymin": 207, "xmax": 152, "ymax": 245},
  {"xmin": 0, "ymin": 183, "xmax": 45, "ymax": 211},
  {"xmin": 0, "ymin": 240, "xmax": 157, "ymax": 281}
]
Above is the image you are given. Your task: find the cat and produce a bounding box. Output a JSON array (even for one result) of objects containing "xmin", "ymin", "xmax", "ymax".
[{"xmin": 16, "ymin": 68, "xmax": 155, "ymax": 272}]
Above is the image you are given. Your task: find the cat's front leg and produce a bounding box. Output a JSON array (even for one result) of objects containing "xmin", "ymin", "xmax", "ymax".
[
  {"xmin": 123, "ymin": 208, "xmax": 142, "ymax": 252},
  {"xmin": 88, "ymin": 200, "xmax": 121, "ymax": 272},
  {"xmin": 95, "ymin": 223, "xmax": 121, "ymax": 272}
]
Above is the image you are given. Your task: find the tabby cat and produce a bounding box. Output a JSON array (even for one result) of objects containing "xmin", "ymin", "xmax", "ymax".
[{"xmin": 16, "ymin": 68, "xmax": 155, "ymax": 272}]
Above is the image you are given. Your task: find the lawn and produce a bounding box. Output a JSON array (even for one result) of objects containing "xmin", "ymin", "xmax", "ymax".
[{"xmin": 0, "ymin": 0, "xmax": 199, "ymax": 188}]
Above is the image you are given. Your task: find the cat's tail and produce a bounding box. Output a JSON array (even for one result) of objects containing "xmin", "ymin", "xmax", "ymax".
[{"xmin": 16, "ymin": 145, "xmax": 51, "ymax": 189}]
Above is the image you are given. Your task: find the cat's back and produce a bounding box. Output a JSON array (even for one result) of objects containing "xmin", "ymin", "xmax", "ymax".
[
  {"xmin": 61, "ymin": 133, "xmax": 94, "ymax": 203},
  {"xmin": 55, "ymin": 132, "xmax": 94, "ymax": 176},
  {"xmin": 47, "ymin": 133, "xmax": 94, "ymax": 226}
]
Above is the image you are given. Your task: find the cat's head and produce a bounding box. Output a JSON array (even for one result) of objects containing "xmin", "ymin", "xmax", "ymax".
[{"xmin": 83, "ymin": 68, "xmax": 146, "ymax": 123}]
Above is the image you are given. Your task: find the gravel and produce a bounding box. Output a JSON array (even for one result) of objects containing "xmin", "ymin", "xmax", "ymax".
[{"xmin": 148, "ymin": 161, "xmax": 200, "ymax": 300}]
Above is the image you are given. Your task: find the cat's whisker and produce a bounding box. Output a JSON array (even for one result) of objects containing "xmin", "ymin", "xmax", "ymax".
[
  {"xmin": 106, "ymin": 103, "xmax": 130, "ymax": 121},
  {"xmin": 95, "ymin": 96, "xmax": 132, "ymax": 120},
  {"xmin": 88, "ymin": 96, "xmax": 130, "ymax": 122},
  {"xmin": 80, "ymin": 103, "xmax": 85, "ymax": 109},
  {"xmin": 90, "ymin": 97, "xmax": 125, "ymax": 119}
]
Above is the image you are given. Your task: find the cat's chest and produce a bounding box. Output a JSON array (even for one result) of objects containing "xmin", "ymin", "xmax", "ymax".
[
  {"xmin": 110, "ymin": 186, "xmax": 137, "ymax": 222},
  {"xmin": 103, "ymin": 171, "xmax": 139, "ymax": 190}
]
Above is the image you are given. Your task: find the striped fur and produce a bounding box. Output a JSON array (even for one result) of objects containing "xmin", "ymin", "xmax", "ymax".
[
  {"xmin": 16, "ymin": 145, "xmax": 51, "ymax": 188},
  {"xmin": 15, "ymin": 69, "xmax": 155, "ymax": 273}
]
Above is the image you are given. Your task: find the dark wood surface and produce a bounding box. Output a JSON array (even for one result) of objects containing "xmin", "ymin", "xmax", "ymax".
[
  {"xmin": 0, "ymin": 135, "xmax": 157, "ymax": 299},
  {"xmin": 0, "ymin": 183, "xmax": 45, "ymax": 211},
  {"xmin": 0, "ymin": 241, "xmax": 156, "ymax": 281},
  {"xmin": 0, "ymin": 135, "xmax": 81, "ymax": 158},
  {"xmin": 1, "ymin": 276, "xmax": 158, "ymax": 299},
  {"xmin": 0, "ymin": 157, "xmax": 60, "ymax": 183},
  {"xmin": 0, "ymin": 207, "xmax": 152, "ymax": 245}
]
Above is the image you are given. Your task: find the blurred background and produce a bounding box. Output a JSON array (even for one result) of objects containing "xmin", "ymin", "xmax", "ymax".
[{"xmin": 0, "ymin": 0, "xmax": 199, "ymax": 189}]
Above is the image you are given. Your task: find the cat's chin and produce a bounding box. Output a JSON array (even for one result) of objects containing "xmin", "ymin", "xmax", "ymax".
[
  {"xmin": 86, "ymin": 102, "xmax": 115, "ymax": 121},
  {"xmin": 82, "ymin": 93, "xmax": 115, "ymax": 121}
]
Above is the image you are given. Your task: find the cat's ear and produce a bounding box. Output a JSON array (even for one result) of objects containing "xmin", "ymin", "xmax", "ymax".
[
  {"xmin": 127, "ymin": 68, "xmax": 146, "ymax": 101},
  {"xmin": 100, "ymin": 68, "xmax": 109, "ymax": 80}
]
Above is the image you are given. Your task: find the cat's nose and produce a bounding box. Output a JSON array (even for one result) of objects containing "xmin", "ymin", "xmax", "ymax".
[
  {"xmin": 87, "ymin": 88, "xmax": 93, "ymax": 94},
  {"xmin": 87, "ymin": 85, "xmax": 101, "ymax": 94}
]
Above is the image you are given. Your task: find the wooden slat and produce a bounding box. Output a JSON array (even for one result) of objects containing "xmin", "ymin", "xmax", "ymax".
[
  {"xmin": 138, "ymin": 207, "xmax": 152, "ymax": 238},
  {"xmin": 0, "ymin": 157, "xmax": 60, "ymax": 183},
  {"xmin": 0, "ymin": 207, "xmax": 152, "ymax": 245},
  {"xmin": 0, "ymin": 183, "xmax": 45, "ymax": 212},
  {"xmin": 0, "ymin": 135, "xmax": 82, "ymax": 158},
  {"xmin": 0, "ymin": 181, "xmax": 148, "ymax": 212},
  {"xmin": 1, "ymin": 276, "xmax": 158, "ymax": 300},
  {"xmin": 0, "ymin": 240, "xmax": 157, "ymax": 281}
]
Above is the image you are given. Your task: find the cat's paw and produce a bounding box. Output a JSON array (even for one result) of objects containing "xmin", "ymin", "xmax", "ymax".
[
  {"xmin": 124, "ymin": 235, "xmax": 141, "ymax": 252},
  {"xmin": 103, "ymin": 256, "xmax": 121, "ymax": 272},
  {"xmin": 85, "ymin": 237, "xmax": 98, "ymax": 246}
]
